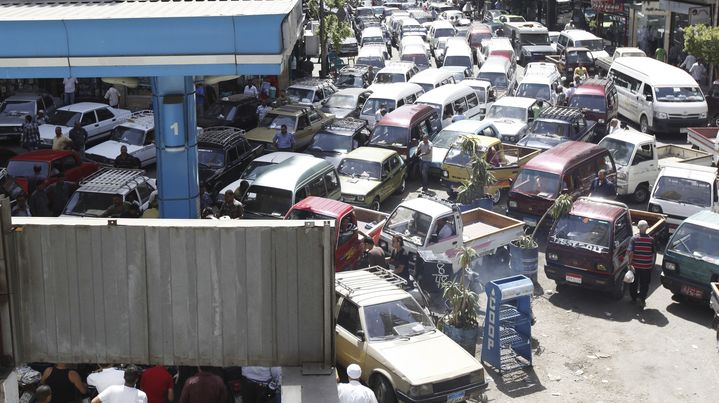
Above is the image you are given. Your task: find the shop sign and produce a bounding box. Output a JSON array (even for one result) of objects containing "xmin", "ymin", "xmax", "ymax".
[
  {"xmin": 591, "ymin": 0, "xmax": 624, "ymax": 14},
  {"xmin": 689, "ymin": 6, "xmax": 712, "ymax": 25}
]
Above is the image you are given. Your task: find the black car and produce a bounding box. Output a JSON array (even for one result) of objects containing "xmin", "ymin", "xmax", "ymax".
[
  {"xmin": 198, "ymin": 126, "xmax": 264, "ymax": 192},
  {"xmin": 198, "ymin": 94, "xmax": 260, "ymax": 131},
  {"xmin": 335, "ymin": 65, "xmax": 371, "ymax": 89},
  {"xmin": 517, "ymin": 106, "xmax": 597, "ymax": 151},
  {"xmin": 305, "ymin": 118, "xmax": 369, "ymax": 167}
]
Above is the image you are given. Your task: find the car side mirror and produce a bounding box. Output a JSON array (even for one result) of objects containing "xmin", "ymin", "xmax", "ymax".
[
  {"xmin": 645, "ymin": 94, "xmax": 653, "ymax": 102},
  {"xmin": 430, "ymin": 234, "xmax": 438, "ymax": 243},
  {"xmin": 355, "ymin": 330, "xmax": 366, "ymax": 341}
]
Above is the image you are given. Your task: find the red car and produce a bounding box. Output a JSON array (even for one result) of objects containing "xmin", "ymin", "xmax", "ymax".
[{"xmin": 7, "ymin": 150, "xmax": 99, "ymax": 194}]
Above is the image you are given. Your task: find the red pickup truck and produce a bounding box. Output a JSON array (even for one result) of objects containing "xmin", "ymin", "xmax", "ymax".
[
  {"xmin": 285, "ymin": 196, "xmax": 389, "ymax": 271},
  {"xmin": 6, "ymin": 150, "xmax": 99, "ymax": 193}
]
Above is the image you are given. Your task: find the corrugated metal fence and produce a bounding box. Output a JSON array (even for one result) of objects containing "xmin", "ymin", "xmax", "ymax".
[{"xmin": 4, "ymin": 215, "xmax": 334, "ymax": 368}]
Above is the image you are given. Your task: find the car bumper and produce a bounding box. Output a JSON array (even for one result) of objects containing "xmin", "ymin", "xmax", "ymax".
[
  {"xmin": 545, "ymin": 262, "xmax": 619, "ymax": 292},
  {"xmin": 395, "ymin": 380, "xmax": 489, "ymax": 403},
  {"xmin": 0, "ymin": 130, "xmax": 21, "ymax": 141},
  {"xmin": 341, "ymin": 195, "xmax": 371, "ymax": 208},
  {"xmin": 652, "ymin": 117, "xmax": 707, "ymax": 133},
  {"xmin": 660, "ymin": 272, "xmax": 710, "ymax": 300}
]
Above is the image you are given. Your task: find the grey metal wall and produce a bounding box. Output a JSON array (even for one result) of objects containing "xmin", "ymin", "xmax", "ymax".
[{"xmin": 6, "ymin": 218, "xmax": 334, "ymax": 367}]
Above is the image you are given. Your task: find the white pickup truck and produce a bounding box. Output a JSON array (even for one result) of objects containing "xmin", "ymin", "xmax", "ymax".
[
  {"xmin": 595, "ymin": 47, "xmax": 646, "ymax": 75},
  {"xmin": 687, "ymin": 127, "xmax": 719, "ymax": 166},
  {"xmin": 378, "ymin": 197, "xmax": 524, "ymax": 271},
  {"xmin": 598, "ymin": 128, "xmax": 713, "ymax": 203}
]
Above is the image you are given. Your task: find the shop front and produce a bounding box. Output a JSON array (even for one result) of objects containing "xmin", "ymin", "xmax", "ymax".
[{"xmin": 590, "ymin": 0, "xmax": 630, "ymax": 48}]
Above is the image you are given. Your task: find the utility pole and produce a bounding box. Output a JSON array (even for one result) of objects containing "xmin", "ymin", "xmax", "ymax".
[{"xmin": 319, "ymin": 0, "xmax": 328, "ymax": 78}]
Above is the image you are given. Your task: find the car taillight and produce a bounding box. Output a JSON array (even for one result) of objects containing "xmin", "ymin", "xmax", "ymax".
[
  {"xmin": 596, "ymin": 263, "xmax": 607, "ymax": 272},
  {"xmin": 509, "ymin": 200, "xmax": 518, "ymax": 208},
  {"xmin": 664, "ymin": 261, "xmax": 677, "ymax": 271}
]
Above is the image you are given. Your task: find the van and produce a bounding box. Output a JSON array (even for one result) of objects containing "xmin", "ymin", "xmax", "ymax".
[
  {"xmin": 507, "ymin": 141, "xmax": 617, "ymax": 226},
  {"xmin": 399, "ymin": 18, "xmax": 427, "ymax": 42},
  {"xmin": 361, "ymin": 27, "xmax": 385, "ymax": 47},
  {"xmin": 515, "ymin": 67, "xmax": 561, "ymax": 105},
  {"xmin": 502, "ymin": 21, "xmax": 554, "ymax": 66},
  {"xmin": 568, "ymin": 78, "xmax": 618, "ymax": 135},
  {"xmin": 442, "ymin": 43, "xmax": 474, "ymax": 80},
  {"xmin": 409, "ymin": 68, "xmax": 456, "ymax": 93},
  {"xmin": 556, "ymin": 29, "xmax": 609, "ymax": 59},
  {"xmin": 427, "ymin": 20, "xmax": 457, "ymax": 56},
  {"xmin": 477, "ymin": 56, "xmax": 516, "ymax": 97},
  {"xmin": 415, "ymin": 84, "xmax": 482, "ymax": 127},
  {"xmin": 608, "ymin": 57, "xmax": 708, "ymax": 134},
  {"xmin": 648, "ymin": 164, "xmax": 719, "ymax": 229},
  {"xmin": 370, "ymin": 62, "xmax": 419, "ymax": 87},
  {"xmin": 359, "ymin": 82, "xmax": 424, "ymax": 129},
  {"xmin": 356, "ymin": 46, "xmax": 387, "ymax": 69},
  {"xmin": 466, "ymin": 22, "xmax": 493, "ymax": 63},
  {"xmin": 477, "ymin": 37, "xmax": 515, "ymax": 67},
  {"xmin": 457, "ymin": 79, "xmax": 495, "ymax": 118},
  {"xmin": 400, "ymin": 44, "xmax": 432, "ymax": 70},
  {"xmin": 241, "ymin": 155, "xmax": 341, "ymax": 219},
  {"xmin": 369, "ymin": 104, "xmax": 442, "ymax": 171}
]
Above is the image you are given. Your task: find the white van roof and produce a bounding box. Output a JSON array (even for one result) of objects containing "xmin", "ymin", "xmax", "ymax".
[
  {"xmin": 658, "ymin": 164, "xmax": 717, "ymax": 184},
  {"xmin": 361, "ymin": 27, "xmax": 383, "ymax": 37},
  {"xmin": 458, "ymin": 79, "xmax": 492, "ymax": 90},
  {"xmin": 401, "ymin": 44, "xmax": 427, "ymax": 55},
  {"xmin": 251, "ymin": 156, "xmax": 335, "ymax": 191},
  {"xmin": 431, "ymin": 20, "xmax": 454, "ymax": 29},
  {"xmin": 479, "ymin": 57, "xmax": 511, "ymax": 73},
  {"xmin": 444, "ymin": 43, "xmax": 472, "ymax": 57},
  {"xmin": 409, "ymin": 68, "xmax": 456, "ymax": 84},
  {"xmin": 492, "ymin": 96, "xmax": 536, "ymax": 108},
  {"xmin": 415, "ymin": 83, "xmax": 474, "ymax": 104},
  {"xmin": 378, "ymin": 62, "xmax": 417, "ymax": 74},
  {"xmin": 368, "ymin": 82, "xmax": 424, "ymax": 99},
  {"xmin": 561, "ymin": 29, "xmax": 600, "ymax": 40},
  {"xmin": 611, "ymin": 57, "xmax": 699, "ymax": 87},
  {"xmin": 486, "ymin": 37, "xmax": 513, "ymax": 51},
  {"xmin": 358, "ymin": 46, "xmax": 385, "ymax": 57}
]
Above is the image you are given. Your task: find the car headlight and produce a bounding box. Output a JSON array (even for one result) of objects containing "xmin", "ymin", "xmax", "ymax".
[
  {"xmin": 664, "ymin": 261, "xmax": 677, "ymax": 271},
  {"xmin": 598, "ymin": 119, "xmax": 605, "ymax": 124},
  {"xmin": 442, "ymin": 170, "xmax": 448, "ymax": 177},
  {"xmin": 14, "ymin": 126, "xmax": 22, "ymax": 133},
  {"xmin": 356, "ymin": 196, "xmax": 365, "ymax": 202},
  {"xmin": 655, "ymin": 112, "xmax": 668, "ymax": 119},
  {"xmin": 700, "ymin": 112, "xmax": 707, "ymax": 118},
  {"xmin": 509, "ymin": 200, "xmax": 518, "ymax": 208},
  {"xmin": 617, "ymin": 171, "xmax": 627, "ymax": 180},
  {"xmin": 42, "ymin": 138, "xmax": 53, "ymax": 144},
  {"xmin": 547, "ymin": 252, "xmax": 558, "ymax": 261},
  {"xmin": 408, "ymin": 384, "xmax": 432, "ymax": 397},
  {"xmin": 469, "ymin": 370, "xmax": 484, "ymax": 384},
  {"xmin": 596, "ymin": 263, "xmax": 607, "ymax": 272},
  {"xmin": 480, "ymin": 108, "xmax": 485, "ymax": 114}
]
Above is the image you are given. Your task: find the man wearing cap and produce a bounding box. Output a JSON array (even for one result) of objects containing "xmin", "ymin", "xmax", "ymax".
[
  {"xmin": 628, "ymin": 220, "xmax": 656, "ymax": 308},
  {"xmin": 337, "ymin": 364, "xmax": 378, "ymax": 403}
]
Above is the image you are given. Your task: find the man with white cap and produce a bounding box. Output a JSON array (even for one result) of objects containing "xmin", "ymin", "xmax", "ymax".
[
  {"xmin": 628, "ymin": 219, "xmax": 656, "ymax": 309},
  {"xmin": 337, "ymin": 364, "xmax": 378, "ymax": 403}
]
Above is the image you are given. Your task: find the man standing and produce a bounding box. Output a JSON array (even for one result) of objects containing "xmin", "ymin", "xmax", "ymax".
[
  {"xmin": 195, "ymin": 83, "xmax": 205, "ymax": 118},
  {"xmin": 273, "ymin": 124, "xmax": 295, "ymax": 151},
  {"xmin": 628, "ymin": 220, "xmax": 656, "ymax": 309},
  {"xmin": 47, "ymin": 174, "xmax": 72, "ymax": 216},
  {"xmin": 690, "ymin": 58, "xmax": 707, "ymax": 86},
  {"xmin": 218, "ymin": 189, "xmax": 244, "ymax": 219},
  {"xmin": 257, "ymin": 100, "xmax": 272, "ymax": 121},
  {"xmin": 29, "ymin": 181, "xmax": 51, "ymax": 217},
  {"xmin": 565, "ymin": 82, "xmax": 576, "ymax": 101},
  {"xmin": 244, "ymin": 79, "xmax": 259, "ymax": 98},
  {"xmin": 114, "ymin": 145, "xmax": 142, "ymax": 169},
  {"xmin": 11, "ymin": 195, "xmax": 31, "ymax": 217},
  {"xmin": 69, "ymin": 121, "xmax": 88, "ymax": 158},
  {"xmin": 241, "ymin": 366, "xmax": 281, "ymax": 403},
  {"xmin": 374, "ymin": 104, "xmax": 387, "ymax": 123},
  {"xmin": 360, "ymin": 236, "xmax": 387, "ymax": 268},
  {"xmin": 417, "ymin": 134, "xmax": 432, "ymax": 192},
  {"xmin": 52, "ymin": 127, "xmax": 73, "ymax": 151},
  {"xmin": 105, "ymin": 85, "xmax": 121, "ymax": 108},
  {"xmin": 63, "ymin": 77, "xmax": 78, "ymax": 105},
  {"xmin": 87, "ymin": 365, "xmax": 125, "ymax": 394},
  {"xmin": 366, "ymin": 65, "xmax": 375, "ymax": 84},
  {"xmin": 179, "ymin": 367, "xmax": 228, "ymax": 403},
  {"xmin": 590, "ymin": 169, "xmax": 616, "ymax": 199},
  {"xmin": 337, "ymin": 364, "xmax": 377, "ymax": 403},
  {"xmin": 608, "ymin": 118, "xmax": 621, "ymax": 134},
  {"xmin": 22, "ymin": 115, "xmax": 40, "ymax": 151},
  {"xmin": 680, "ymin": 53, "xmax": 697, "ymax": 72},
  {"xmin": 27, "ymin": 165, "xmax": 45, "ymax": 196},
  {"xmin": 531, "ymin": 100, "xmax": 545, "ymax": 119},
  {"xmin": 91, "ymin": 365, "xmax": 147, "ymax": 403},
  {"xmin": 139, "ymin": 365, "xmax": 174, "ymax": 403}
]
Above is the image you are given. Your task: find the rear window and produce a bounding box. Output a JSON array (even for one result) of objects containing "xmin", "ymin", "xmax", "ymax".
[
  {"xmin": 652, "ymin": 176, "xmax": 711, "ymax": 208},
  {"xmin": 7, "ymin": 160, "xmax": 49, "ymax": 177}
]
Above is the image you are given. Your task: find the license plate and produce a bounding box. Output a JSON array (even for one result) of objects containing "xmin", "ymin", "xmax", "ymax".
[
  {"xmin": 680, "ymin": 127, "xmax": 688, "ymax": 133},
  {"xmin": 525, "ymin": 217, "xmax": 537, "ymax": 226},
  {"xmin": 566, "ymin": 273, "xmax": 582, "ymax": 284},
  {"xmin": 680, "ymin": 284, "xmax": 703, "ymax": 299},
  {"xmin": 447, "ymin": 391, "xmax": 465, "ymax": 403}
]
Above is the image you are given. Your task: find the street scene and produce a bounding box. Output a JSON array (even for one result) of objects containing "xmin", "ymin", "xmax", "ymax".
[{"xmin": 1, "ymin": 0, "xmax": 719, "ymax": 402}]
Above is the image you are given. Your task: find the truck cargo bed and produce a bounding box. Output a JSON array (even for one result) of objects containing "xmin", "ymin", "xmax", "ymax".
[
  {"xmin": 657, "ymin": 144, "xmax": 713, "ymax": 168},
  {"xmin": 461, "ymin": 206, "xmax": 524, "ymax": 255}
]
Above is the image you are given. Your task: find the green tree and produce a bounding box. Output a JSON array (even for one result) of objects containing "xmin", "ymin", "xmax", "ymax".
[
  {"xmin": 307, "ymin": 0, "xmax": 353, "ymax": 54},
  {"xmin": 684, "ymin": 24, "xmax": 719, "ymax": 66}
]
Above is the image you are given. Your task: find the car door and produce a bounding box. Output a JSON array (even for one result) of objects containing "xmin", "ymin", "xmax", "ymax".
[
  {"xmin": 379, "ymin": 158, "xmax": 394, "ymax": 201},
  {"xmin": 335, "ymin": 298, "xmax": 368, "ymax": 369},
  {"xmin": 95, "ymin": 107, "xmax": 120, "ymax": 137},
  {"xmin": 612, "ymin": 213, "xmax": 632, "ymax": 273},
  {"xmin": 80, "ymin": 110, "xmax": 101, "ymax": 138},
  {"xmin": 390, "ymin": 154, "xmax": 406, "ymax": 191},
  {"xmin": 425, "ymin": 213, "xmax": 460, "ymax": 254},
  {"xmin": 137, "ymin": 129, "xmax": 156, "ymax": 166},
  {"xmin": 295, "ymin": 114, "xmax": 312, "ymax": 147},
  {"xmin": 639, "ymin": 83, "xmax": 655, "ymax": 127},
  {"xmin": 235, "ymin": 102, "xmax": 260, "ymax": 130},
  {"xmin": 356, "ymin": 92, "xmax": 371, "ymax": 118}
]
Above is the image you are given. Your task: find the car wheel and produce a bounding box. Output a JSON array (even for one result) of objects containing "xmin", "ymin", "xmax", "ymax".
[
  {"xmin": 491, "ymin": 189, "xmax": 502, "ymax": 205},
  {"xmin": 632, "ymin": 184, "xmax": 649, "ymax": 204},
  {"xmin": 639, "ymin": 115, "xmax": 650, "ymax": 134},
  {"xmin": 371, "ymin": 198, "xmax": 381, "ymax": 211},
  {"xmin": 395, "ymin": 177, "xmax": 406, "ymax": 194},
  {"xmin": 712, "ymin": 114, "xmax": 719, "ymax": 127},
  {"xmin": 370, "ymin": 375, "xmax": 397, "ymax": 403},
  {"xmin": 612, "ymin": 278, "xmax": 626, "ymax": 300}
]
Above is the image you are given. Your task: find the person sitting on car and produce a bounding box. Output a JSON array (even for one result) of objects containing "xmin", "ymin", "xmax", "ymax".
[
  {"xmin": 102, "ymin": 195, "xmax": 128, "ymax": 218},
  {"xmin": 114, "ymin": 145, "xmax": 141, "ymax": 169}
]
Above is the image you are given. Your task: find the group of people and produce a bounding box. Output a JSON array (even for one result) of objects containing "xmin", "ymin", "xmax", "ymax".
[{"xmin": 4, "ymin": 167, "xmax": 73, "ymax": 218}]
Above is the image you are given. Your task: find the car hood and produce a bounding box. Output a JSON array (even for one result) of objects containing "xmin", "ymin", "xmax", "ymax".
[
  {"xmin": 483, "ymin": 118, "xmax": 526, "ymax": 135},
  {"xmin": 86, "ymin": 140, "xmax": 144, "ymax": 159},
  {"xmin": 339, "ymin": 175, "xmax": 382, "ymax": 196},
  {"xmin": 590, "ymin": 50, "xmax": 610, "ymax": 59},
  {"xmin": 0, "ymin": 114, "xmax": 24, "ymax": 126},
  {"xmin": 518, "ymin": 134, "xmax": 566, "ymax": 150},
  {"xmin": 306, "ymin": 150, "xmax": 344, "ymax": 167},
  {"xmin": 39, "ymin": 124, "xmax": 70, "ymax": 140},
  {"xmin": 244, "ymin": 127, "xmax": 276, "ymax": 143},
  {"xmin": 368, "ymin": 331, "xmax": 481, "ymax": 384},
  {"xmin": 321, "ymin": 107, "xmax": 353, "ymax": 119},
  {"xmin": 431, "ymin": 146, "xmax": 450, "ymax": 167},
  {"xmin": 198, "ymin": 166, "xmax": 221, "ymax": 183},
  {"xmin": 523, "ymin": 45, "xmax": 554, "ymax": 53}
]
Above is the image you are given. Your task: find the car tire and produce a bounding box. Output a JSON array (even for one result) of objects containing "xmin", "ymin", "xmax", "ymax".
[
  {"xmin": 711, "ymin": 113, "xmax": 719, "ymax": 127},
  {"xmin": 639, "ymin": 115, "xmax": 650, "ymax": 134},
  {"xmin": 491, "ymin": 189, "xmax": 502, "ymax": 205},
  {"xmin": 370, "ymin": 375, "xmax": 397, "ymax": 403},
  {"xmin": 612, "ymin": 278, "xmax": 626, "ymax": 300},
  {"xmin": 395, "ymin": 177, "xmax": 406, "ymax": 195},
  {"xmin": 371, "ymin": 198, "xmax": 381, "ymax": 211},
  {"xmin": 554, "ymin": 281, "xmax": 568, "ymax": 292},
  {"xmin": 632, "ymin": 184, "xmax": 649, "ymax": 204}
]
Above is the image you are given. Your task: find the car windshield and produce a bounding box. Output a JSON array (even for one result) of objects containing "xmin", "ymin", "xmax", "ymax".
[
  {"xmin": 652, "ymin": 176, "xmax": 711, "ymax": 207},
  {"xmin": 363, "ymin": 36, "xmax": 385, "ymax": 45},
  {"xmin": 286, "ymin": 209, "xmax": 334, "ymax": 221},
  {"xmin": 417, "ymin": 102, "xmax": 442, "ymax": 119},
  {"xmin": 667, "ymin": 223, "xmax": 719, "ymax": 264},
  {"xmin": 431, "ymin": 130, "xmax": 467, "ymax": 148},
  {"xmin": 469, "ymin": 32, "xmax": 492, "ymax": 47},
  {"xmin": 326, "ymin": 94, "xmax": 357, "ymax": 109},
  {"xmin": 444, "ymin": 143, "xmax": 484, "ymax": 166},
  {"xmin": 7, "ymin": 161, "xmax": 48, "ymax": 177},
  {"xmin": 478, "ymin": 72, "xmax": 508, "ymax": 89},
  {"xmin": 47, "ymin": 110, "xmax": 81, "ymax": 126},
  {"xmin": 574, "ymin": 39, "xmax": 604, "ymax": 51},
  {"xmin": 0, "ymin": 101, "xmax": 34, "ymax": 116},
  {"xmin": 550, "ymin": 215, "xmax": 611, "ymax": 248},
  {"xmin": 111, "ymin": 126, "xmax": 145, "ymax": 146},
  {"xmin": 356, "ymin": 57, "xmax": 385, "ymax": 69},
  {"xmin": 260, "ymin": 113, "xmax": 297, "ymax": 130},
  {"xmin": 511, "ymin": 169, "xmax": 561, "ymax": 198},
  {"xmin": 654, "ymin": 86, "xmax": 704, "ymax": 102},
  {"xmin": 204, "ymin": 102, "xmax": 236, "ymax": 121},
  {"xmin": 338, "ymin": 158, "xmax": 381, "ymax": 179},
  {"xmin": 385, "ymin": 206, "xmax": 433, "ymax": 246},
  {"xmin": 198, "ymin": 148, "xmax": 225, "ymax": 169},
  {"xmin": 242, "ymin": 185, "xmax": 293, "ymax": 218},
  {"xmin": 598, "ymin": 137, "xmax": 634, "ymax": 166},
  {"xmin": 308, "ymin": 131, "xmax": 354, "ymax": 153},
  {"xmin": 516, "ymin": 83, "xmax": 551, "ymax": 101},
  {"xmin": 566, "ymin": 51, "xmax": 593, "ymax": 64},
  {"xmin": 467, "ymin": 86, "xmax": 487, "ymax": 103},
  {"xmin": 519, "ymin": 33, "xmax": 550, "ymax": 46},
  {"xmin": 444, "ymin": 55, "xmax": 472, "ymax": 70},
  {"xmin": 531, "ymin": 120, "xmax": 568, "ymax": 137},
  {"xmin": 287, "ymin": 87, "xmax": 315, "ymax": 103},
  {"xmin": 363, "ymin": 297, "xmax": 435, "ymax": 340},
  {"xmin": 569, "ymin": 94, "xmax": 606, "ymax": 112},
  {"xmin": 362, "ymin": 98, "xmax": 396, "ymax": 116},
  {"xmin": 400, "ymin": 53, "xmax": 430, "ymax": 68},
  {"xmin": 435, "ymin": 28, "xmax": 456, "ymax": 38},
  {"xmin": 64, "ymin": 192, "xmax": 118, "ymax": 217},
  {"xmin": 375, "ymin": 73, "xmax": 406, "ymax": 84},
  {"xmin": 240, "ymin": 160, "xmax": 273, "ymax": 180},
  {"xmin": 336, "ymin": 74, "xmax": 364, "ymax": 88},
  {"xmin": 486, "ymin": 104, "xmax": 525, "ymax": 120},
  {"xmin": 370, "ymin": 125, "xmax": 409, "ymax": 147}
]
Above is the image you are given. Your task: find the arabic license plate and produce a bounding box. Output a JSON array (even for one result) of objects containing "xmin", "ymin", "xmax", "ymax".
[
  {"xmin": 447, "ymin": 391, "xmax": 465, "ymax": 403},
  {"xmin": 566, "ymin": 273, "xmax": 582, "ymax": 284},
  {"xmin": 680, "ymin": 284, "xmax": 704, "ymax": 299}
]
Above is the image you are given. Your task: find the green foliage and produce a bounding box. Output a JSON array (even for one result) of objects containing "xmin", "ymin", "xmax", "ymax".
[
  {"xmin": 529, "ymin": 193, "xmax": 574, "ymax": 240},
  {"xmin": 684, "ymin": 24, "xmax": 719, "ymax": 66},
  {"xmin": 455, "ymin": 136, "xmax": 497, "ymax": 205},
  {"xmin": 442, "ymin": 246, "xmax": 480, "ymax": 329},
  {"xmin": 307, "ymin": 0, "xmax": 353, "ymax": 53}
]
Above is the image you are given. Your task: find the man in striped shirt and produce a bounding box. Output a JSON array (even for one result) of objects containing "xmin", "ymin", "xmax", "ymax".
[{"xmin": 628, "ymin": 220, "xmax": 656, "ymax": 308}]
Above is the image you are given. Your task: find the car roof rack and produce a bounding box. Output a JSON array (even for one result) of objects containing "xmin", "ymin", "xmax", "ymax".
[
  {"xmin": 79, "ymin": 168, "xmax": 147, "ymax": 194},
  {"xmin": 336, "ymin": 266, "xmax": 407, "ymax": 295},
  {"xmin": 198, "ymin": 126, "xmax": 246, "ymax": 148},
  {"xmin": 125, "ymin": 110, "xmax": 155, "ymax": 126}
]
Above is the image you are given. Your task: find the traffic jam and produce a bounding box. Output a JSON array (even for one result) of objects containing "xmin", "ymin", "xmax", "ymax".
[{"xmin": 2, "ymin": 0, "xmax": 719, "ymax": 402}]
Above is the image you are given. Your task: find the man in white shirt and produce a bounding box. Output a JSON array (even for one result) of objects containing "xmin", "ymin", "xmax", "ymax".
[
  {"xmin": 417, "ymin": 134, "xmax": 433, "ymax": 192},
  {"xmin": 87, "ymin": 365, "xmax": 125, "ymax": 394},
  {"xmin": 374, "ymin": 104, "xmax": 387, "ymax": 122},
  {"xmin": 680, "ymin": 53, "xmax": 697, "ymax": 72},
  {"xmin": 91, "ymin": 365, "xmax": 147, "ymax": 403},
  {"xmin": 257, "ymin": 100, "xmax": 272, "ymax": 121},
  {"xmin": 689, "ymin": 59, "xmax": 707, "ymax": 85},
  {"xmin": 608, "ymin": 118, "xmax": 621, "ymax": 134},
  {"xmin": 63, "ymin": 77, "xmax": 78, "ymax": 106},
  {"xmin": 104, "ymin": 86, "xmax": 121, "ymax": 108},
  {"xmin": 337, "ymin": 364, "xmax": 378, "ymax": 403},
  {"xmin": 244, "ymin": 79, "xmax": 259, "ymax": 98}
]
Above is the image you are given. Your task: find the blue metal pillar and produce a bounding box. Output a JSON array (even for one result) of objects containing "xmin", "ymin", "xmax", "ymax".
[{"xmin": 151, "ymin": 76, "xmax": 200, "ymax": 218}]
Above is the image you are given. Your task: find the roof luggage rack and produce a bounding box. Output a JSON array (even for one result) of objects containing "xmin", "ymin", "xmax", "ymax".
[
  {"xmin": 198, "ymin": 126, "xmax": 246, "ymax": 147},
  {"xmin": 336, "ymin": 266, "xmax": 408, "ymax": 295},
  {"xmin": 79, "ymin": 168, "xmax": 146, "ymax": 193}
]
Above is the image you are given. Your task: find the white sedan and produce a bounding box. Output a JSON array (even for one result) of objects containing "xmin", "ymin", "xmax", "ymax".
[{"xmin": 39, "ymin": 102, "xmax": 130, "ymax": 147}]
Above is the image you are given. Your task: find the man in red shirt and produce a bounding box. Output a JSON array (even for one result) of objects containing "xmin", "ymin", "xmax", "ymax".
[{"xmin": 140, "ymin": 365, "xmax": 174, "ymax": 403}]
